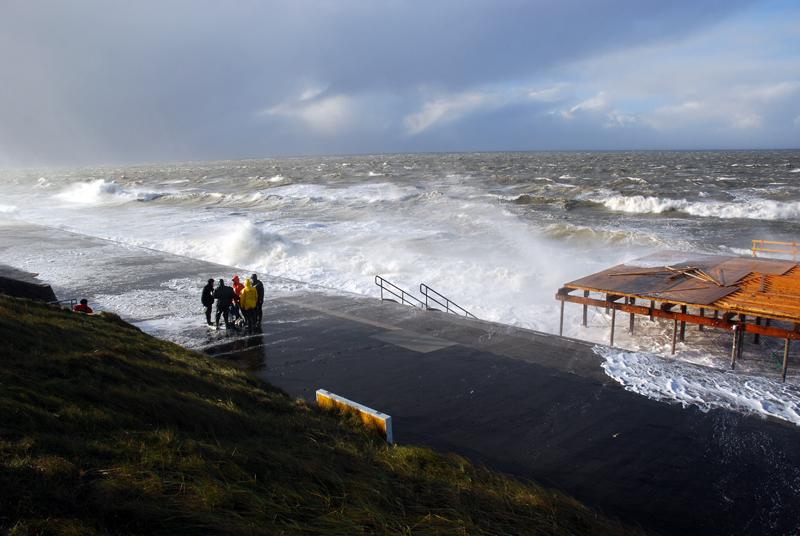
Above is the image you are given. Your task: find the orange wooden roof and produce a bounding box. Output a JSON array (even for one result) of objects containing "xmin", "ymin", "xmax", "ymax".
[
  {"xmin": 714, "ymin": 266, "xmax": 800, "ymax": 322},
  {"xmin": 563, "ymin": 251, "xmax": 800, "ymax": 322}
]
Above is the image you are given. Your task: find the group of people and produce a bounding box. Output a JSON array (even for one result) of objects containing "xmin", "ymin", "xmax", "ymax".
[{"xmin": 202, "ymin": 274, "xmax": 264, "ymax": 332}]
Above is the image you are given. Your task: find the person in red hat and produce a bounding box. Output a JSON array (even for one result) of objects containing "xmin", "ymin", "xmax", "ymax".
[{"xmin": 230, "ymin": 275, "xmax": 244, "ymax": 324}]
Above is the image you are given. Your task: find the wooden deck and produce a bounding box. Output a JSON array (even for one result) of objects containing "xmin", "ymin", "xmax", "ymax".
[{"xmin": 556, "ymin": 251, "xmax": 800, "ymax": 380}]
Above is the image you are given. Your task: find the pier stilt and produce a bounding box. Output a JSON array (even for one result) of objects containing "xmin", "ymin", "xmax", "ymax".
[
  {"xmin": 699, "ymin": 308, "xmax": 704, "ymax": 332},
  {"xmin": 559, "ymin": 300, "xmax": 565, "ymax": 337},
  {"xmin": 679, "ymin": 305, "xmax": 687, "ymax": 341},
  {"xmin": 649, "ymin": 300, "xmax": 655, "ymax": 322},
  {"xmin": 610, "ymin": 307, "xmax": 616, "ymax": 347},
  {"xmin": 582, "ymin": 290, "xmax": 589, "ymax": 327},
  {"xmin": 738, "ymin": 327, "xmax": 745, "ymax": 362},
  {"xmin": 754, "ymin": 317, "xmax": 761, "ymax": 344},
  {"xmin": 783, "ymin": 338, "xmax": 791, "ymax": 382},
  {"xmin": 629, "ymin": 297, "xmax": 635, "ymax": 333},
  {"xmin": 671, "ymin": 319, "xmax": 678, "ymax": 354},
  {"xmin": 730, "ymin": 326, "xmax": 739, "ymax": 370}
]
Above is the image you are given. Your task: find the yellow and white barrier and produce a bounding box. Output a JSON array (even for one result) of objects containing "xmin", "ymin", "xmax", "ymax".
[{"xmin": 316, "ymin": 389, "xmax": 393, "ymax": 444}]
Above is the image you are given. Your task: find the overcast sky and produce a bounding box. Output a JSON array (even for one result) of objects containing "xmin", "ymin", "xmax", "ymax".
[{"xmin": 1, "ymin": 0, "xmax": 798, "ymax": 165}]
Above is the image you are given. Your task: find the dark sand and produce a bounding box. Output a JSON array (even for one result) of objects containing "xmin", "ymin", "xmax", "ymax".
[{"xmin": 2, "ymin": 220, "xmax": 800, "ymax": 535}]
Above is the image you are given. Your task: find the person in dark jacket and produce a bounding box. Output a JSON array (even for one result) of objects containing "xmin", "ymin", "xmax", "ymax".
[
  {"xmin": 251, "ymin": 273, "xmax": 264, "ymax": 325},
  {"xmin": 213, "ymin": 279, "xmax": 235, "ymax": 329},
  {"xmin": 201, "ymin": 278, "xmax": 215, "ymax": 325}
]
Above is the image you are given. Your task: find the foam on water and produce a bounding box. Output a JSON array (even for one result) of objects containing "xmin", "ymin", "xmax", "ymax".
[{"xmin": 594, "ymin": 346, "xmax": 800, "ymax": 426}]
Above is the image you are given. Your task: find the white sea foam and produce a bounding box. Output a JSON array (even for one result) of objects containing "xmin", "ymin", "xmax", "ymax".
[
  {"xmin": 0, "ymin": 204, "xmax": 17, "ymax": 214},
  {"xmin": 594, "ymin": 346, "xmax": 800, "ymax": 426},
  {"xmin": 789, "ymin": 168, "xmax": 800, "ymax": 173},
  {"xmin": 596, "ymin": 194, "xmax": 800, "ymax": 221},
  {"xmin": 268, "ymin": 174, "xmax": 286, "ymax": 182}
]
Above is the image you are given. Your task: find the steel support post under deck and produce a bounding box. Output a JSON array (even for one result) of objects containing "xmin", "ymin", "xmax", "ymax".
[
  {"xmin": 610, "ymin": 307, "xmax": 616, "ymax": 347},
  {"xmin": 679, "ymin": 305, "xmax": 687, "ymax": 341},
  {"xmin": 754, "ymin": 317, "xmax": 761, "ymax": 344},
  {"xmin": 730, "ymin": 326, "xmax": 739, "ymax": 370},
  {"xmin": 629, "ymin": 297, "xmax": 635, "ymax": 333},
  {"xmin": 783, "ymin": 338, "xmax": 791, "ymax": 382},
  {"xmin": 582, "ymin": 290, "xmax": 589, "ymax": 326},
  {"xmin": 671, "ymin": 319, "xmax": 678, "ymax": 355},
  {"xmin": 559, "ymin": 300, "xmax": 564, "ymax": 337}
]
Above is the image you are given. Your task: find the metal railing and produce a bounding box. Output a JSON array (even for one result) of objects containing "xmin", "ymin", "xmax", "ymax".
[
  {"xmin": 48, "ymin": 298, "xmax": 77, "ymax": 309},
  {"xmin": 419, "ymin": 283, "xmax": 478, "ymax": 319},
  {"xmin": 374, "ymin": 276, "xmax": 426, "ymax": 309},
  {"xmin": 752, "ymin": 240, "xmax": 799, "ymax": 261}
]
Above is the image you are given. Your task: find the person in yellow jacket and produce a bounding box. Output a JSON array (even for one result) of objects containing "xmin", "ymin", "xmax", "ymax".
[{"xmin": 239, "ymin": 278, "xmax": 259, "ymax": 332}]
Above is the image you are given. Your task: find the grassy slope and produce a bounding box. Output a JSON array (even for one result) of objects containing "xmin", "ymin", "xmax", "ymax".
[{"xmin": 0, "ymin": 295, "xmax": 637, "ymax": 535}]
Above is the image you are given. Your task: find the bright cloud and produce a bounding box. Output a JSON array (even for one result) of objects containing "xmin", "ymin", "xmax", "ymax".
[
  {"xmin": 561, "ymin": 92, "xmax": 608, "ymax": 119},
  {"xmin": 404, "ymin": 84, "xmax": 568, "ymax": 135},
  {"xmin": 404, "ymin": 92, "xmax": 489, "ymax": 135},
  {"xmin": 264, "ymin": 93, "xmax": 355, "ymax": 135}
]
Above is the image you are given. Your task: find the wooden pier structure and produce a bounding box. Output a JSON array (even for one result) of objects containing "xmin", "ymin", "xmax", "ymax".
[{"xmin": 556, "ymin": 245, "xmax": 800, "ymax": 381}]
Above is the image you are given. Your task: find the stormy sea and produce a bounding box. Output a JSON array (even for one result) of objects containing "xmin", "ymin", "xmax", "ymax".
[{"xmin": 3, "ymin": 149, "xmax": 800, "ymax": 425}]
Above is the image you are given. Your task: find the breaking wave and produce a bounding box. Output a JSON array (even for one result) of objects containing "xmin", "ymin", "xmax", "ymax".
[
  {"xmin": 594, "ymin": 194, "xmax": 800, "ymax": 221},
  {"xmin": 55, "ymin": 179, "xmax": 164, "ymax": 205}
]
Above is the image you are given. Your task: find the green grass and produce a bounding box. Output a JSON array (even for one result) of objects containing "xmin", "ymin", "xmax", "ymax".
[{"xmin": 0, "ymin": 295, "xmax": 639, "ymax": 535}]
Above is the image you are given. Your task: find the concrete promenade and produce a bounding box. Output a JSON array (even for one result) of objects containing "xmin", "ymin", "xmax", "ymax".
[{"xmin": 2, "ymin": 220, "xmax": 800, "ymax": 535}]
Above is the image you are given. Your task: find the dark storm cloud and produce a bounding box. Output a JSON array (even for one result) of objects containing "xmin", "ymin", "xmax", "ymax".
[{"xmin": 0, "ymin": 1, "xmax": 758, "ymax": 164}]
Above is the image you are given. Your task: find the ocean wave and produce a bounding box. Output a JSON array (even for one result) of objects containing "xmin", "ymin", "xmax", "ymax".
[
  {"xmin": 509, "ymin": 194, "xmax": 593, "ymax": 210},
  {"xmin": 54, "ymin": 179, "xmax": 164, "ymax": 205},
  {"xmin": 542, "ymin": 222, "xmax": 669, "ymax": 247},
  {"xmin": 268, "ymin": 182, "xmax": 420, "ymax": 204},
  {"xmin": 594, "ymin": 346, "xmax": 800, "ymax": 426},
  {"xmin": 0, "ymin": 204, "xmax": 17, "ymax": 214},
  {"xmin": 789, "ymin": 168, "xmax": 800, "ymax": 173},
  {"xmin": 594, "ymin": 194, "xmax": 800, "ymax": 221}
]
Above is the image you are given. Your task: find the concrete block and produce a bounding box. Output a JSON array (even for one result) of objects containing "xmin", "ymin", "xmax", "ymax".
[{"xmin": 316, "ymin": 389, "xmax": 393, "ymax": 444}]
